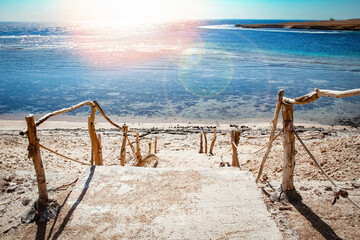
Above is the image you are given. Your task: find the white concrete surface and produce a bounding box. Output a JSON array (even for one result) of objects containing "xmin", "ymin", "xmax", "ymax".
[{"xmin": 64, "ymin": 166, "xmax": 282, "ymax": 239}]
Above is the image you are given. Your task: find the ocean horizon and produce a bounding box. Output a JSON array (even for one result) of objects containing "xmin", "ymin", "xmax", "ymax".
[{"xmin": 1, "ymin": 19, "xmax": 359, "ymax": 125}]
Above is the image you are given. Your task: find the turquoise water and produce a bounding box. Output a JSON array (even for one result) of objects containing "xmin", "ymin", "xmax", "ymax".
[{"xmin": 0, "ymin": 20, "xmax": 359, "ymax": 124}]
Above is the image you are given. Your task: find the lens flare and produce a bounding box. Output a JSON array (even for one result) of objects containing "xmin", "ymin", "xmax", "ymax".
[{"xmin": 178, "ymin": 43, "xmax": 233, "ymax": 98}]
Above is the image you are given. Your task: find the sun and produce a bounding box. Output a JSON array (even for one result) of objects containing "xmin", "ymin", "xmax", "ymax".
[{"xmin": 61, "ymin": 0, "xmax": 204, "ymax": 24}]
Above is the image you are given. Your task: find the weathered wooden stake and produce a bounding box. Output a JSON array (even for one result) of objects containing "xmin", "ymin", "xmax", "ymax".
[
  {"xmin": 26, "ymin": 115, "xmax": 48, "ymax": 205},
  {"xmin": 256, "ymin": 90, "xmax": 284, "ymax": 183},
  {"xmin": 154, "ymin": 137, "xmax": 157, "ymax": 154},
  {"xmin": 148, "ymin": 142, "xmax": 152, "ymax": 155},
  {"xmin": 199, "ymin": 132, "xmax": 204, "ymax": 153},
  {"xmin": 203, "ymin": 132, "xmax": 208, "ymax": 154},
  {"xmin": 231, "ymin": 130, "xmax": 241, "ymax": 168},
  {"xmin": 96, "ymin": 133, "xmax": 103, "ymax": 165},
  {"xmin": 282, "ymin": 103, "xmax": 296, "ymax": 191},
  {"xmin": 136, "ymin": 132, "xmax": 142, "ymax": 162},
  {"xmin": 209, "ymin": 129, "xmax": 217, "ymax": 155},
  {"xmin": 88, "ymin": 107, "xmax": 96, "ymax": 165},
  {"xmin": 120, "ymin": 126, "xmax": 128, "ymax": 166}
]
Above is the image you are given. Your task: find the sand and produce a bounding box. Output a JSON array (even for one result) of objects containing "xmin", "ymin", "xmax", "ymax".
[{"xmin": 0, "ymin": 119, "xmax": 359, "ymax": 239}]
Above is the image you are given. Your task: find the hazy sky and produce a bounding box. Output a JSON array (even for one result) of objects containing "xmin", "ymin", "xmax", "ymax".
[{"xmin": 0, "ymin": 0, "xmax": 359, "ymax": 22}]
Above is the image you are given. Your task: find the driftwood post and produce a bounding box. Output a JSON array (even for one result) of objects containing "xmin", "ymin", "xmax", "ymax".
[
  {"xmin": 136, "ymin": 132, "xmax": 142, "ymax": 162},
  {"xmin": 256, "ymin": 90, "xmax": 284, "ymax": 183},
  {"xmin": 148, "ymin": 142, "xmax": 152, "ymax": 155},
  {"xmin": 282, "ymin": 103, "xmax": 296, "ymax": 192},
  {"xmin": 203, "ymin": 132, "xmax": 208, "ymax": 154},
  {"xmin": 154, "ymin": 137, "xmax": 157, "ymax": 154},
  {"xmin": 88, "ymin": 106, "xmax": 97, "ymax": 165},
  {"xmin": 209, "ymin": 129, "xmax": 217, "ymax": 155},
  {"xmin": 120, "ymin": 126, "xmax": 128, "ymax": 166},
  {"xmin": 97, "ymin": 134, "xmax": 103, "ymax": 165},
  {"xmin": 26, "ymin": 115, "xmax": 49, "ymax": 205},
  {"xmin": 199, "ymin": 132, "xmax": 204, "ymax": 153},
  {"xmin": 231, "ymin": 130, "xmax": 241, "ymax": 168}
]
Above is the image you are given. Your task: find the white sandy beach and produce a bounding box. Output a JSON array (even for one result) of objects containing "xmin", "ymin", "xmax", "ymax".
[{"xmin": 0, "ymin": 118, "xmax": 359, "ymax": 239}]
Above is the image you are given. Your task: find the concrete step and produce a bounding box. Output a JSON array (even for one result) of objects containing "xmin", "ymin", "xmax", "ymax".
[{"xmin": 63, "ymin": 166, "xmax": 282, "ymax": 239}]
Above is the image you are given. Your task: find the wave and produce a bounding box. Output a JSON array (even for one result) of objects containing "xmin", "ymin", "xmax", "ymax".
[
  {"xmin": 0, "ymin": 34, "xmax": 69, "ymax": 39},
  {"xmin": 199, "ymin": 24, "xmax": 349, "ymax": 35}
]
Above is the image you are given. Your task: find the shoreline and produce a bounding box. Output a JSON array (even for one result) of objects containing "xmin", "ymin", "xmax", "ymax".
[
  {"xmin": 235, "ymin": 19, "xmax": 360, "ymax": 31},
  {"xmin": 0, "ymin": 118, "xmax": 355, "ymax": 132}
]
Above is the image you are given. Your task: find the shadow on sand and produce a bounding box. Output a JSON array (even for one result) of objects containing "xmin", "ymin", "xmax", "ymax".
[
  {"xmin": 289, "ymin": 191, "xmax": 342, "ymax": 240},
  {"xmin": 35, "ymin": 165, "xmax": 96, "ymax": 240}
]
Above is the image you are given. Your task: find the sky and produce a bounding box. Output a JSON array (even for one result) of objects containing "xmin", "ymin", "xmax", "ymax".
[{"xmin": 0, "ymin": 0, "xmax": 359, "ymax": 22}]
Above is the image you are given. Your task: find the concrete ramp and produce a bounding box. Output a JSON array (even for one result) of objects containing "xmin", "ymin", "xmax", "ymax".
[{"xmin": 63, "ymin": 166, "xmax": 282, "ymax": 239}]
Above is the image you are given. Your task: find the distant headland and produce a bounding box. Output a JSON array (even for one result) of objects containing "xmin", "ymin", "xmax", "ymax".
[{"xmin": 235, "ymin": 19, "xmax": 360, "ymax": 31}]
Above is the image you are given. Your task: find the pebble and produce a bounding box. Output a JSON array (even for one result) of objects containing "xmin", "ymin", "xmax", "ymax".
[
  {"xmin": 325, "ymin": 186, "xmax": 333, "ymax": 191},
  {"xmin": 6, "ymin": 185, "xmax": 17, "ymax": 193},
  {"xmin": 22, "ymin": 197, "xmax": 31, "ymax": 206}
]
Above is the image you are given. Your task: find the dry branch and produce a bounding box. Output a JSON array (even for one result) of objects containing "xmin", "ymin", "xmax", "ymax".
[
  {"xmin": 36, "ymin": 101, "xmax": 95, "ymax": 127},
  {"xmin": 209, "ymin": 129, "xmax": 217, "ymax": 155},
  {"xmin": 256, "ymin": 90, "xmax": 284, "ymax": 183},
  {"xmin": 283, "ymin": 88, "xmax": 360, "ymax": 105},
  {"xmin": 154, "ymin": 137, "xmax": 157, "ymax": 154},
  {"xmin": 203, "ymin": 132, "xmax": 208, "ymax": 154},
  {"xmin": 93, "ymin": 101, "xmax": 123, "ymax": 130},
  {"xmin": 199, "ymin": 133, "xmax": 204, "ymax": 153}
]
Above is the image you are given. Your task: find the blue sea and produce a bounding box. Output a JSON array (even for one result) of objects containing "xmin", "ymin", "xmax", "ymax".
[{"xmin": 0, "ymin": 19, "xmax": 359, "ymax": 124}]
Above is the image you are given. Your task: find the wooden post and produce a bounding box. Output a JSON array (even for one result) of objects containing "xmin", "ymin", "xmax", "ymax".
[
  {"xmin": 120, "ymin": 126, "xmax": 128, "ymax": 166},
  {"xmin": 96, "ymin": 134, "xmax": 103, "ymax": 165},
  {"xmin": 203, "ymin": 132, "xmax": 208, "ymax": 154},
  {"xmin": 209, "ymin": 129, "xmax": 217, "ymax": 155},
  {"xmin": 199, "ymin": 132, "xmax": 203, "ymax": 153},
  {"xmin": 88, "ymin": 106, "xmax": 96, "ymax": 165},
  {"xmin": 282, "ymin": 103, "xmax": 296, "ymax": 191},
  {"xmin": 136, "ymin": 132, "xmax": 142, "ymax": 162},
  {"xmin": 148, "ymin": 142, "xmax": 152, "ymax": 155},
  {"xmin": 154, "ymin": 137, "xmax": 157, "ymax": 154},
  {"xmin": 26, "ymin": 115, "xmax": 48, "ymax": 205},
  {"xmin": 231, "ymin": 130, "xmax": 240, "ymax": 168},
  {"xmin": 256, "ymin": 90, "xmax": 284, "ymax": 183}
]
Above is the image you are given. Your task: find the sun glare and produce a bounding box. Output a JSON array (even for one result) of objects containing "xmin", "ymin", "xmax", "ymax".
[{"xmin": 62, "ymin": 0, "xmax": 204, "ymax": 24}]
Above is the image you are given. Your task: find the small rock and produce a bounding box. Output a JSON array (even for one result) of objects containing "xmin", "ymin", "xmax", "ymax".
[
  {"xmin": 325, "ymin": 186, "xmax": 333, "ymax": 191},
  {"xmin": 299, "ymin": 186, "xmax": 308, "ymax": 191},
  {"xmin": 22, "ymin": 197, "xmax": 31, "ymax": 206},
  {"xmin": 4, "ymin": 175, "xmax": 14, "ymax": 182},
  {"xmin": 17, "ymin": 189, "xmax": 26, "ymax": 194},
  {"xmin": 279, "ymin": 206, "xmax": 292, "ymax": 211},
  {"xmin": 314, "ymin": 189, "xmax": 322, "ymax": 196},
  {"xmin": 352, "ymin": 180, "xmax": 360, "ymax": 189},
  {"xmin": 21, "ymin": 205, "xmax": 37, "ymax": 223},
  {"xmin": 6, "ymin": 185, "xmax": 17, "ymax": 193}
]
